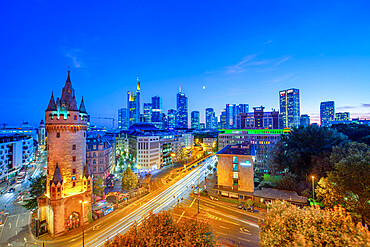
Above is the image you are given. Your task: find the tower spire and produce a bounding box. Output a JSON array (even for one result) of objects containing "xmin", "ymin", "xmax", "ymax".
[
  {"xmin": 136, "ymin": 77, "xmax": 140, "ymax": 92},
  {"xmin": 46, "ymin": 92, "xmax": 57, "ymax": 111},
  {"xmin": 179, "ymin": 84, "xmax": 181, "ymax": 92}
]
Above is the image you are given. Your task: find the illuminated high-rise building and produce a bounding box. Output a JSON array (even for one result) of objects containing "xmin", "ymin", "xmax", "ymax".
[
  {"xmin": 220, "ymin": 109, "xmax": 227, "ymax": 129},
  {"xmin": 143, "ymin": 103, "xmax": 152, "ymax": 123},
  {"xmin": 118, "ymin": 108, "xmax": 128, "ymax": 130},
  {"xmin": 225, "ymin": 104, "xmax": 237, "ymax": 128},
  {"xmin": 335, "ymin": 112, "xmax": 350, "ymax": 121},
  {"xmin": 320, "ymin": 101, "xmax": 335, "ymax": 126},
  {"xmin": 167, "ymin": 109, "xmax": 176, "ymax": 129},
  {"xmin": 38, "ymin": 71, "xmax": 92, "ymax": 236},
  {"xmin": 176, "ymin": 88, "xmax": 188, "ymax": 129},
  {"xmin": 206, "ymin": 108, "xmax": 215, "ymax": 130},
  {"xmin": 191, "ymin": 111, "xmax": 200, "ymax": 129},
  {"xmin": 279, "ymin": 88, "xmax": 300, "ymax": 127},
  {"xmin": 151, "ymin": 96, "xmax": 162, "ymax": 129},
  {"xmin": 300, "ymin": 114, "xmax": 310, "ymax": 127},
  {"xmin": 127, "ymin": 78, "xmax": 141, "ymax": 127}
]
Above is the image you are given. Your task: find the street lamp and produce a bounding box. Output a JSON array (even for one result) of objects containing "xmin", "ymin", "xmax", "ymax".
[
  {"xmin": 79, "ymin": 200, "xmax": 88, "ymax": 247},
  {"xmin": 311, "ymin": 176, "xmax": 315, "ymax": 205},
  {"xmin": 171, "ymin": 153, "xmax": 176, "ymax": 169}
]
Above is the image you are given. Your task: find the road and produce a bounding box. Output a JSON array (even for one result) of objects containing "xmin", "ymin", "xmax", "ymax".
[
  {"xmin": 0, "ymin": 150, "xmax": 46, "ymax": 247},
  {"xmin": 35, "ymin": 155, "xmax": 217, "ymax": 247}
]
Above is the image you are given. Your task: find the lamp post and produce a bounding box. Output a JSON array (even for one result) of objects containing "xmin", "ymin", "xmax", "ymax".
[
  {"xmin": 79, "ymin": 200, "xmax": 88, "ymax": 247},
  {"xmin": 311, "ymin": 176, "xmax": 315, "ymax": 205},
  {"xmin": 171, "ymin": 153, "xmax": 176, "ymax": 169}
]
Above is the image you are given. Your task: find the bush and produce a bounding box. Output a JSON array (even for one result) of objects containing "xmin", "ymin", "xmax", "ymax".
[{"xmin": 246, "ymin": 199, "xmax": 253, "ymax": 207}]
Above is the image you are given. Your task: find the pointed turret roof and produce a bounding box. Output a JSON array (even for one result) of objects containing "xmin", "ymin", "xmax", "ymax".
[
  {"xmin": 60, "ymin": 70, "xmax": 74, "ymax": 107},
  {"xmin": 68, "ymin": 95, "xmax": 78, "ymax": 111},
  {"xmin": 83, "ymin": 163, "xmax": 91, "ymax": 179},
  {"xmin": 79, "ymin": 97, "xmax": 87, "ymax": 113},
  {"xmin": 50, "ymin": 163, "xmax": 63, "ymax": 186},
  {"xmin": 46, "ymin": 92, "xmax": 57, "ymax": 111}
]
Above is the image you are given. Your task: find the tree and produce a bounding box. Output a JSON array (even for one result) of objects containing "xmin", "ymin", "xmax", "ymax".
[
  {"xmin": 259, "ymin": 200, "xmax": 370, "ymax": 247},
  {"xmin": 22, "ymin": 174, "xmax": 46, "ymax": 210},
  {"xmin": 93, "ymin": 176, "xmax": 105, "ymax": 202},
  {"xmin": 104, "ymin": 211, "xmax": 216, "ymax": 247},
  {"xmin": 268, "ymin": 125, "xmax": 346, "ymax": 182},
  {"xmin": 316, "ymin": 142, "xmax": 370, "ymax": 226},
  {"xmin": 331, "ymin": 123, "xmax": 370, "ymax": 146},
  {"xmin": 121, "ymin": 167, "xmax": 138, "ymax": 192}
]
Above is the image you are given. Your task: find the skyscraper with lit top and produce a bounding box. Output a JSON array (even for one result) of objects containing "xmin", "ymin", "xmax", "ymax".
[
  {"xmin": 38, "ymin": 71, "xmax": 92, "ymax": 236},
  {"xmin": 176, "ymin": 87, "xmax": 188, "ymax": 129},
  {"xmin": 279, "ymin": 88, "xmax": 300, "ymax": 128},
  {"xmin": 127, "ymin": 78, "xmax": 141, "ymax": 127}
]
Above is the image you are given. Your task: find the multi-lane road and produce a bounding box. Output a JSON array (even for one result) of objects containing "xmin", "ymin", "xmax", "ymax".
[{"xmin": 0, "ymin": 151, "xmax": 46, "ymax": 247}]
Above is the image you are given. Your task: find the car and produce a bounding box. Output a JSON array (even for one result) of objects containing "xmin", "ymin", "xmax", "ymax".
[
  {"xmin": 8, "ymin": 188, "xmax": 15, "ymax": 193},
  {"xmin": 210, "ymin": 196, "xmax": 218, "ymax": 201},
  {"xmin": 237, "ymin": 204, "xmax": 247, "ymax": 210}
]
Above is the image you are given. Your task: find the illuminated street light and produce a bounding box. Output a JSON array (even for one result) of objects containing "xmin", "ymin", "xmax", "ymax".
[
  {"xmin": 79, "ymin": 200, "xmax": 88, "ymax": 247},
  {"xmin": 311, "ymin": 176, "xmax": 315, "ymax": 205}
]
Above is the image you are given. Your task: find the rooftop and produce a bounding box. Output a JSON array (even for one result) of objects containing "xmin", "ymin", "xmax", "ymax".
[{"xmin": 217, "ymin": 144, "xmax": 255, "ymax": 156}]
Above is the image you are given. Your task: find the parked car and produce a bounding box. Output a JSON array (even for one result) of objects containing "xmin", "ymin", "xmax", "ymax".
[
  {"xmin": 237, "ymin": 204, "xmax": 247, "ymax": 210},
  {"xmin": 8, "ymin": 188, "xmax": 15, "ymax": 193},
  {"xmin": 210, "ymin": 196, "xmax": 218, "ymax": 201}
]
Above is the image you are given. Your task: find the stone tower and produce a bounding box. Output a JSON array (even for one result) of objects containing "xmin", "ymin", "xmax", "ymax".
[{"xmin": 38, "ymin": 71, "xmax": 92, "ymax": 236}]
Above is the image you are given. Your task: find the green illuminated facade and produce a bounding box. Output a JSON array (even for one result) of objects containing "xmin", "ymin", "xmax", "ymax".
[{"xmin": 219, "ymin": 129, "xmax": 290, "ymax": 135}]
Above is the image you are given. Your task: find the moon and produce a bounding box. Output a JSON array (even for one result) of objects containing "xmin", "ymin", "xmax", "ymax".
[{"xmin": 202, "ymin": 86, "xmax": 205, "ymax": 90}]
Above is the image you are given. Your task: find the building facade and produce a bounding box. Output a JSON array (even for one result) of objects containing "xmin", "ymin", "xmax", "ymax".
[
  {"xmin": 335, "ymin": 112, "xmax": 350, "ymax": 121},
  {"xmin": 86, "ymin": 133, "xmax": 114, "ymax": 178},
  {"xmin": 218, "ymin": 129, "xmax": 290, "ymax": 170},
  {"xmin": 151, "ymin": 96, "xmax": 163, "ymax": 129},
  {"xmin": 191, "ymin": 111, "xmax": 200, "ymax": 129},
  {"xmin": 38, "ymin": 120, "xmax": 46, "ymax": 149},
  {"xmin": 205, "ymin": 108, "xmax": 215, "ymax": 130},
  {"xmin": 216, "ymin": 144, "xmax": 255, "ymax": 199},
  {"xmin": 300, "ymin": 114, "xmax": 310, "ymax": 127},
  {"xmin": 38, "ymin": 71, "xmax": 92, "ymax": 236},
  {"xmin": 320, "ymin": 101, "xmax": 335, "ymax": 126},
  {"xmin": 279, "ymin": 88, "xmax": 300, "ymax": 128},
  {"xmin": 176, "ymin": 91, "xmax": 188, "ymax": 129},
  {"xmin": 118, "ymin": 108, "xmax": 128, "ymax": 130},
  {"xmin": 167, "ymin": 109, "xmax": 176, "ymax": 129},
  {"xmin": 143, "ymin": 103, "xmax": 152, "ymax": 123},
  {"xmin": 236, "ymin": 107, "xmax": 281, "ymax": 129}
]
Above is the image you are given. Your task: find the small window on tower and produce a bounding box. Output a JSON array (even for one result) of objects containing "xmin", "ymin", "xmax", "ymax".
[
  {"xmin": 84, "ymin": 132, "xmax": 86, "ymax": 137},
  {"xmin": 52, "ymin": 187, "xmax": 56, "ymax": 193},
  {"xmin": 72, "ymin": 144, "xmax": 76, "ymax": 150},
  {"xmin": 56, "ymin": 132, "xmax": 60, "ymax": 138},
  {"xmin": 57, "ymin": 188, "xmax": 60, "ymax": 192},
  {"xmin": 72, "ymin": 156, "xmax": 76, "ymax": 162},
  {"xmin": 73, "ymin": 181, "xmax": 76, "ymax": 187},
  {"xmin": 72, "ymin": 176, "xmax": 76, "ymax": 181},
  {"xmin": 74, "ymin": 115, "xmax": 77, "ymax": 120},
  {"xmin": 72, "ymin": 168, "xmax": 76, "ymax": 174}
]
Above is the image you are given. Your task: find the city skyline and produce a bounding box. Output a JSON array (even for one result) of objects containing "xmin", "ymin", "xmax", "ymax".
[{"xmin": 1, "ymin": 1, "xmax": 370, "ymax": 127}]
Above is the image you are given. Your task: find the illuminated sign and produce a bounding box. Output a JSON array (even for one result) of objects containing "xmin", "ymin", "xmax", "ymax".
[
  {"xmin": 240, "ymin": 160, "xmax": 252, "ymax": 167},
  {"xmin": 103, "ymin": 206, "xmax": 114, "ymax": 216}
]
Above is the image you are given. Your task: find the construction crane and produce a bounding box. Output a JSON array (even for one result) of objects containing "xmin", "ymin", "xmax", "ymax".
[{"xmin": 88, "ymin": 116, "xmax": 115, "ymax": 129}]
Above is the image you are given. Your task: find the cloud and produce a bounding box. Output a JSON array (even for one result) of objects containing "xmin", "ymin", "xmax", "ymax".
[
  {"xmin": 264, "ymin": 40, "xmax": 272, "ymax": 44},
  {"xmin": 65, "ymin": 49, "xmax": 85, "ymax": 68},
  {"xmin": 337, "ymin": 104, "xmax": 370, "ymax": 110},
  {"xmin": 265, "ymin": 73, "xmax": 295, "ymax": 84},
  {"xmin": 274, "ymin": 56, "xmax": 292, "ymax": 66},
  {"xmin": 362, "ymin": 104, "xmax": 370, "ymax": 108}
]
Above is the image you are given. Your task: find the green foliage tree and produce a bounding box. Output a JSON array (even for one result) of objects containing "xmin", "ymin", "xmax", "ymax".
[
  {"xmin": 331, "ymin": 123, "xmax": 370, "ymax": 146},
  {"xmin": 121, "ymin": 167, "xmax": 138, "ymax": 192},
  {"xmin": 275, "ymin": 173, "xmax": 298, "ymax": 191},
  {"xmin": 268, "ymin": 125, "xmax": 346, "ymax": 182},
  {"xmin": 93, "ymin": 177, "xmax": 105, "ymax": 202},
  {"xmin": 104, "ymin": 211, "xmax": 216, "ymax": 247},
  {"xmin": 259, "ymin": 200, "xmax": 370, "ymax": 247},
  {"xmin": 22, "ymin": 174, "xmax": 46, "ymax": 210},
  {"xmin": 316, "ymin": 142, "xmax": 370, "ymax": 226}
]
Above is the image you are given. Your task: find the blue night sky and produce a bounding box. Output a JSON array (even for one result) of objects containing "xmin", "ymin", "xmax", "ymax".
[{"xmin": 1, "ymin": 1, "xmax": 370, "ymax": 127}]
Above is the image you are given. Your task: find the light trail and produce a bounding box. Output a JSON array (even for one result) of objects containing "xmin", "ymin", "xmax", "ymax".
[{"xmin": 80, "ymin": 155, "xmax": 216, "ymax": 247}]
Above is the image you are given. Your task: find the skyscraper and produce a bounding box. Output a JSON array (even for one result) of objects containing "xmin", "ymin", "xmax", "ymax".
[
  {"xmin": 39, "ymin": 71, "xmax": 92, "ymax": 236},
  {"xmin": 220, "ymin": 109, "xmax": 227, "ymax": 129},
  {"xmin": 226, "ymin": 104, "xmax": 237, "ymax": 128},
  {"xmin": 127, "ymin": 78, "xmax": 141, "ymax": 127},
  {"xmin": 205, "ymin": 108, "xmax": 215, "ymax": 130},
  {"xmin": 176, "ymin": 89, "xmax": 188, "ymax": 129},
  {"xmin": 300, "ymin": 114, "xmax": 310, "ymax": 127},
  {"xmin": 167, "ymin": 109, "xmax": 176, "ymax": 129},
  {"xmin": 151, "ymin": 96, "xmax": 162, "ymax": 129},
  {"xmin": 118, "ymin": 108, "xmax": 128, "ymax": 130},
  {"xmin": 237, "ymin": 104, "xmax": 249, "ymax": 115},
  {"xmin": 143, "ymin": 103, "xmax": 152, "ymax": 123},
  {"xmin": 320, "ymin": 101, "xmax": 335, "ymax": 126},
  {"xmin": 279, "ymin": 88, "xmax": 300, "ymax": 128},
  {"xmin": 191, "ymin": 111, "xmax": 200, "ymax": 129}
]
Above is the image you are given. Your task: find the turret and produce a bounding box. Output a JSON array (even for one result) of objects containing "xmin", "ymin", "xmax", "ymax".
[
  {"xmin": 46, "ymin": 92, "xmax": 56, "ymax": 111},
  {"xmin": 50, "ymin": 163, "xmax": 63, "ymax": 200}
]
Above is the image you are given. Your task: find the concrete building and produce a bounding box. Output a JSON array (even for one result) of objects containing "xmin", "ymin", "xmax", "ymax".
[
  {"xmin": 237, "ymin": 106, "xmax": 281, "ymax": 129},
  {"xmin": 0, "ymin": 134, "xmax": 34, "ymax": 182},
  {"xmin": 0, "ymin": 122, "xmax": 38, "ymax": 141},
  {"xmin": 203, "ymin": 137, "xmax": 217, "ymax": 152},
  {"xmin": 191, "ymin": 111, "xmax": 200, "ymax": 129},
  {"xmin": 215, "ymin": 144, "xmax": 255, "ymax": 199},
  {"xmin": 279, "ymin": 88, "xmax": 300, "ymax": 128},
  {"xmin": 86, "ymin": 133, "xmax": 114, "ymax": 178},
  {"xmin": 200, "ymin": 123, "xmax": 206, "ymax": 130},
  {"xmin": 129, "ymin": 135, "xmax": 161, "ymax": 170},
  {"xmin": 300, "ymin": 114, "xmax": 310, "ymax": 127},
  {"xmin": 218, "ymin": 129, "xmax": 290, "ymax": 170},
  {"xmin": 38, "ymin": 71, "xmax": 92, "ymax": 236},
  {"xmin": 320, "ymin": 101, "xmax": 335, "ymax": 126}
]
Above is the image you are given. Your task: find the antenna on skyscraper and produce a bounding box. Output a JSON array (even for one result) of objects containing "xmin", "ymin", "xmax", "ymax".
[{"xmin": 179, "ymin": 84, "xmax": 181, "ymax": 92}]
